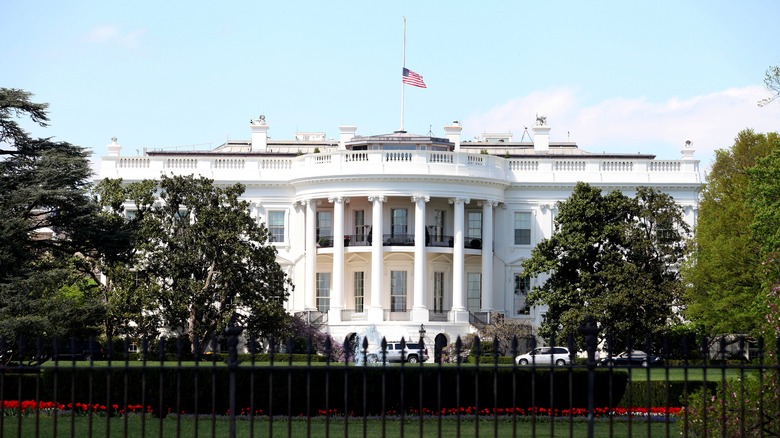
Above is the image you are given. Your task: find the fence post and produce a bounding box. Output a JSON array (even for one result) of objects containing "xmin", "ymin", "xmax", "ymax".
[
  {"xmin": 225, "ymin": 326, "xmax": 244, "ymax": 438},
  {"xmin": 579, "ymin": 316, "xmax": 600, "ymax": 438}
]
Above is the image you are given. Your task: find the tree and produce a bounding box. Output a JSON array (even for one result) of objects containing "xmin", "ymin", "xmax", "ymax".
[
  {"xmin": 521, "ymin": 182, "xmax": 690, "ymax": 350},
  {"xmin": 475, "ymin": 312, "xmax": 534, "ymax": 356},
  {"xmin": 683, "ymin": 130, "xmax": 780, "ymax": 336},
  {"xmin": 759, "ymin": 64, "xmax": 780, "ymax": 107},
  {"xmin": 98, "ymin": 175, "xmax": 292, "ymax": 352},
  {"xmin": 0, "ymin": 89, "xmax": 119, "ymax": 356},
  {"xmin": 747, "ymin": 144, "xmax": 780, "ymax": 339}
]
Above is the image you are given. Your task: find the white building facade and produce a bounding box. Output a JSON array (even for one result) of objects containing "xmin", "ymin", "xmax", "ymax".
[{"xmin": 99, "ymin": 117, "xmax": 700, "ymax": 357}]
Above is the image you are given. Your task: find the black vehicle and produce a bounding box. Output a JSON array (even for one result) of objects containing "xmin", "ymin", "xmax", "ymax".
[
  {"xmin": 52, "ymin": 339, "xmax": 104, "ymax": 361},
  {"xmin": 598, "ymin": 350, "xmax": 663, "ymax": 367}
]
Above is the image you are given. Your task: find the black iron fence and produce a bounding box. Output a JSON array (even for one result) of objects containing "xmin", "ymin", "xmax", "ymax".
[{"xmin": 1, "ymin": 333, "xmax": 778, "ymax": 437}]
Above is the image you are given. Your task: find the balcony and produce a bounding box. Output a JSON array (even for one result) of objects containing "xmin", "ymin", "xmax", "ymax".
[{"xmin": 317, "ymin": 233, "xmax": 482, "ymax": 250}]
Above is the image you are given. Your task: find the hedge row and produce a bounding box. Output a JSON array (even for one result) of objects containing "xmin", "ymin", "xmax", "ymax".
[
  {"xmin": 617, "ymin": 380, "xmax": 718, "ymax": 408},
  {"xmin": 10, "ymin": 366, "xmax": 628, "ymax": 416}
]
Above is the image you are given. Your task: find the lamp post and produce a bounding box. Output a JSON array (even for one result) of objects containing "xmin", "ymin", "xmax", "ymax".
[{"xmin": 419, "ymin": 324, "xmax": 426, "ymax": 342}]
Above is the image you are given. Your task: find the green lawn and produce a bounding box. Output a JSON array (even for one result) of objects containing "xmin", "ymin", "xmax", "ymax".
[
  {"xmin": 2, "ymin": 414, "xmax": 681, "ymax": 438},
  {"xmin": 625, "ymin": 366, "xmax": 759, "ymax": 382}
]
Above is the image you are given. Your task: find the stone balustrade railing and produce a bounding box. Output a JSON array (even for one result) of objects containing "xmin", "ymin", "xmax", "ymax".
[{"xmin": 101, "ymin": 150, "xmax": 699, "ymax": 184}]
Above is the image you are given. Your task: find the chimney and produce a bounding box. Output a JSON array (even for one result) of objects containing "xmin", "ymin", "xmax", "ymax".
[
  {"xmin": 250, "ymin": 115, "xmax": 269, "ymax": 152},
  {"xmin": 107, "ymin": 137, "xmax": 122, "ymax": 156},
  {"xmin": 444, "ymin": 121, "xmax": 462, "ymax": 151},
  {"xmin": 681, "ymin": 140, "xmax": 696, "ymax": 160},
  {"xmin": 338, "ymin": 125, "xmax": 357, "ymax": 150},
  {"xmin": 532, "ymin": 115, "xmax": 550, "ymax": 152}
]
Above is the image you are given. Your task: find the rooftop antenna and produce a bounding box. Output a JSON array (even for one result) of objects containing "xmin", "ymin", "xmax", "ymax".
[
  {"xmin": 520, "ymin": 127, "xmax": 532, "ymax": 142},
  {"xmin": 427, "ymin": 124, "xmax": 433, "ymax": 136}
]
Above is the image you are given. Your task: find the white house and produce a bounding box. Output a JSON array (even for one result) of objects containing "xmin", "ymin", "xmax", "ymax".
[{"xmin": 99, "ymin": 116, "xmax": 700, "ymax": 359}]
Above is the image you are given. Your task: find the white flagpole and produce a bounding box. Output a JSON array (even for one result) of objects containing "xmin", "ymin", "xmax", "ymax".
[{"xmin": 400, "ymin": 17, "xmax": 406, "ymax": 133}]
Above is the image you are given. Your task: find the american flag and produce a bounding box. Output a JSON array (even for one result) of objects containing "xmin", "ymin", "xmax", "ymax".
[{"xmin": 402, "ymin": 67, "xmax": 427, "ymax": 88}]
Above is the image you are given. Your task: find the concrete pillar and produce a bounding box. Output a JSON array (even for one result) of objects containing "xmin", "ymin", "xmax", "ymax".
[
  {"xmin": 367, "ymin": 195, "xmax": 385, "ymax": 322},
  {"xmin": 411, "ymin": 195, "xmax": 430, "ymax": 322},
  {"xmin": 450, "ymin": 197, "xmax": 469, "ymax": 322},
  {"xmin": 328, "ymin": 196, "xmax": 346, "ymax": 322},
  {"xmin": 480, "ymin": 201, "xmax": 496, "ymax": 312},
  {"xmin": 304, "ymin": 199, "xmax": 317, "ymax": 311}
]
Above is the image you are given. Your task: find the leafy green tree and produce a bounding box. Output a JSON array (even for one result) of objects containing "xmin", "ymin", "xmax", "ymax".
[
  {"xmin": 521, "ymin": 182, "xmax": 690, "ymax": 350},
  {"xmin": 759, "ymin": 63, "xmax": 780, "ymax": 107},
  {"xmin": 0, "ymin": 88, "xmax": 122, "ymax": 360},
  {"xmin": 683, "ymin": 130, "xmax": 779, "ymax": 336},
  {"xmin": 98, "ymin": 175, "xmax": 292, "ymax": 352}
]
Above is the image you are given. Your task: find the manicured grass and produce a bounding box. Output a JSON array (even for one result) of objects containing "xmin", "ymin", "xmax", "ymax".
[
  {"xmin": 2, "ymin": 414, "xmax": 680, "ymax": 437},
  {"xmin": 625, "ymin": 366, "xmax": 758, "ymax": 382}
]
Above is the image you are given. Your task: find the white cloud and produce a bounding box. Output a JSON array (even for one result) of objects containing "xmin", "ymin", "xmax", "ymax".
[
  {"xmin": 463, "ymin": 86, "xmax": 780, "ymax": 169},
  {"xmin": 84, "ymin": 25, "xmax": 146, "ymax": 49},
  {"xmin": 85, "ymin": 25, "xmax": 119, "ymax": 43}
]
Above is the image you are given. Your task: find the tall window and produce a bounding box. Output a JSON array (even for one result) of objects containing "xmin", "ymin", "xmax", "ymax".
[
  {"xmin": 514, "ymin": 274, "xmax": 531, "ymax": 315},
  {"xmin": 390, "ymin": 271, "xmax": 407, "ymax": 312},
  {"xmin": 316, "ymin": 273, "xmax": 331, "ymax": 312},
  {"xmin": 354, "ymin": 271, "xmax": 365, "ymax": 312},
  {"xmin": 317, "ymin": 211, "xmax": 332, "ymax": 244},
  {"xmin": 433, "ymin": 210, "xmax": 446, "ymax": 243},
  {"xmin": 268, "ymin": 210, "xmax": 285, "ymax": 242},
  {"xmin": 391, "ymin": 209, "xmax": 408, "ymax": 237},
  {"xmin": 354, "ymin": 210, "xmax": 366, "ymax": 243},
  {"xmin": 433, "ymin": 272, "xmax": 445, "ymax": 313},
  {"xmin": 467, "ymin": 273, "xmax": 481, "ymax": 312},
  {"xmin": 467, "ymin": 211, "xmax": 482, "ymax": 239},
  {"xmin": 514, "ymin": 212, "xmax": 532, "ymax": 245}
]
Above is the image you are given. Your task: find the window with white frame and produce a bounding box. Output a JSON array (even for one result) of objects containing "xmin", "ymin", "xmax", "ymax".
[
  {"xmin": 267, "ymin": 210, "xmax": 285, "ymax": 243},
  {"xmin": 514, "ymin": 212, "xmax": 532, "ymax": 245},
  {"xmin": 433, "ymin": 271, "xmax": 445, "ymax": 313},
  {"xmin": 354, "ymin": 210, "xmax": 366, "ymax": 244},
  {"xmin": 514, "ymin": 274, "xmax": 531, "ymax": 315},
  {"xmin": 467, "ymin": 211, "xmax": 482, "ymax": 239},
  {"xmin": 390, "ymin": 271, "xmax": 407, "ymax": 312},
  {"xmin": 354, "ymin": 271, "xmax": 365, "ymax": 312},
  {"xmin": 432, "ymin": 210, "xmax": 446, "ymax": 243},
  {"xmin": 391, "ymin": 208, "xmax": 408, "ymax": 237},
  {"xmin": 317, "ymin": 211, "xmax": 332, "ymax": 245},
  {"xmin": 316, "ymin": 272, "xmax": 331, "ymax": 312},
  {"xmin": 467, "ymin": 273, "xmax": 481, "ymax": 312}
]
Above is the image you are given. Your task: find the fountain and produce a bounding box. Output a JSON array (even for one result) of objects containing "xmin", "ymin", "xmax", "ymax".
[{"xmin": 353, "ymin": 325, "xmax": 386, "ymax": 366}]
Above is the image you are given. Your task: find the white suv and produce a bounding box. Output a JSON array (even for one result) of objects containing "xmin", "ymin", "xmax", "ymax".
[
  {"xmin": 515, "ymin": 346, "xmax": 571, "ymax": 366},
  {"xmin": 367, "ymin": 341, "xmax": 429, "ymax": 363}
]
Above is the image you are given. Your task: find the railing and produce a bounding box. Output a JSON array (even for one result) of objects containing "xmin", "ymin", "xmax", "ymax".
[
  {"xmin": 101, "ymin": 150, "xmax": 699, "ymax": 185},
  {"xmin": 1, "ymin": 333, "xmax": 774, "ymax": 437},
  {"xmin": 319, "ymin": 231, "xmax": 477, "ymax": 249}
]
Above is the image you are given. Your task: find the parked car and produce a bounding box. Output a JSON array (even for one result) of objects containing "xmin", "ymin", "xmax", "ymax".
[
  {"xmin": 515, "ymin": 347, "xmax": 571, "ymax": 366},
  {"xmin": 367, "ymin": 341, "xmax": 429, "ymax": 363},
  {"xmin": 52, "ymin": 339, "xmax": 104, "ymax": 361},
  {"xmin": 598, "ymin": 350, "xmax": 663, "ymax": 367}
]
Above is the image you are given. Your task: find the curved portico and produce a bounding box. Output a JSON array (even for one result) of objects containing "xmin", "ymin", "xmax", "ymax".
[{"xmin": 298, "ymin": 189, "xmax": 501, "ymax": 329}]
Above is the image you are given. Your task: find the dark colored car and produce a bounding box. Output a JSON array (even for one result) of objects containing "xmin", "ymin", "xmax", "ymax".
[
  {"xmin": 52, "ymin": 339, "xmax": 104, "ymax": 361},
  {"xmin": 598, "ymin": 350, "xmax": 663, "ymax": 367}
]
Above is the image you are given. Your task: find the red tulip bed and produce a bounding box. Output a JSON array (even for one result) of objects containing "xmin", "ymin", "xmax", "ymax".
[{"xmin": 2, "ymin": 400, "xmax": 681, "ymax": 419}]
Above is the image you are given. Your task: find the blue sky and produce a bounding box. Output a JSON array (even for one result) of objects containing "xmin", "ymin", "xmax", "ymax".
[{"xmin": 3, "ymin": 1, "xmax": 779, "ymax": 174}]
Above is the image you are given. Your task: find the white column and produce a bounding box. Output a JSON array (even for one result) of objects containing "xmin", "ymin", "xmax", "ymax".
[
  {"xmin": 367, "ymin": 195, "xmax": 385, "ymax": 322},
  {"xmin": 328, "ymin": 196, "xmax": 345, "ymax": 322},
  {"xmin": 304, "ymin": 199, "xmax": 317, "ymax": 311},
  {"xmin": 411, "ymin": 195, "xmax": 429, "ymax": 322},
  {"xmin": 480, "ymin": 201, "xmax": 496, "ymax": 313},
  {"xmin": 450, "ymin": 197, "xmax": 469, "ymax": 322}
]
